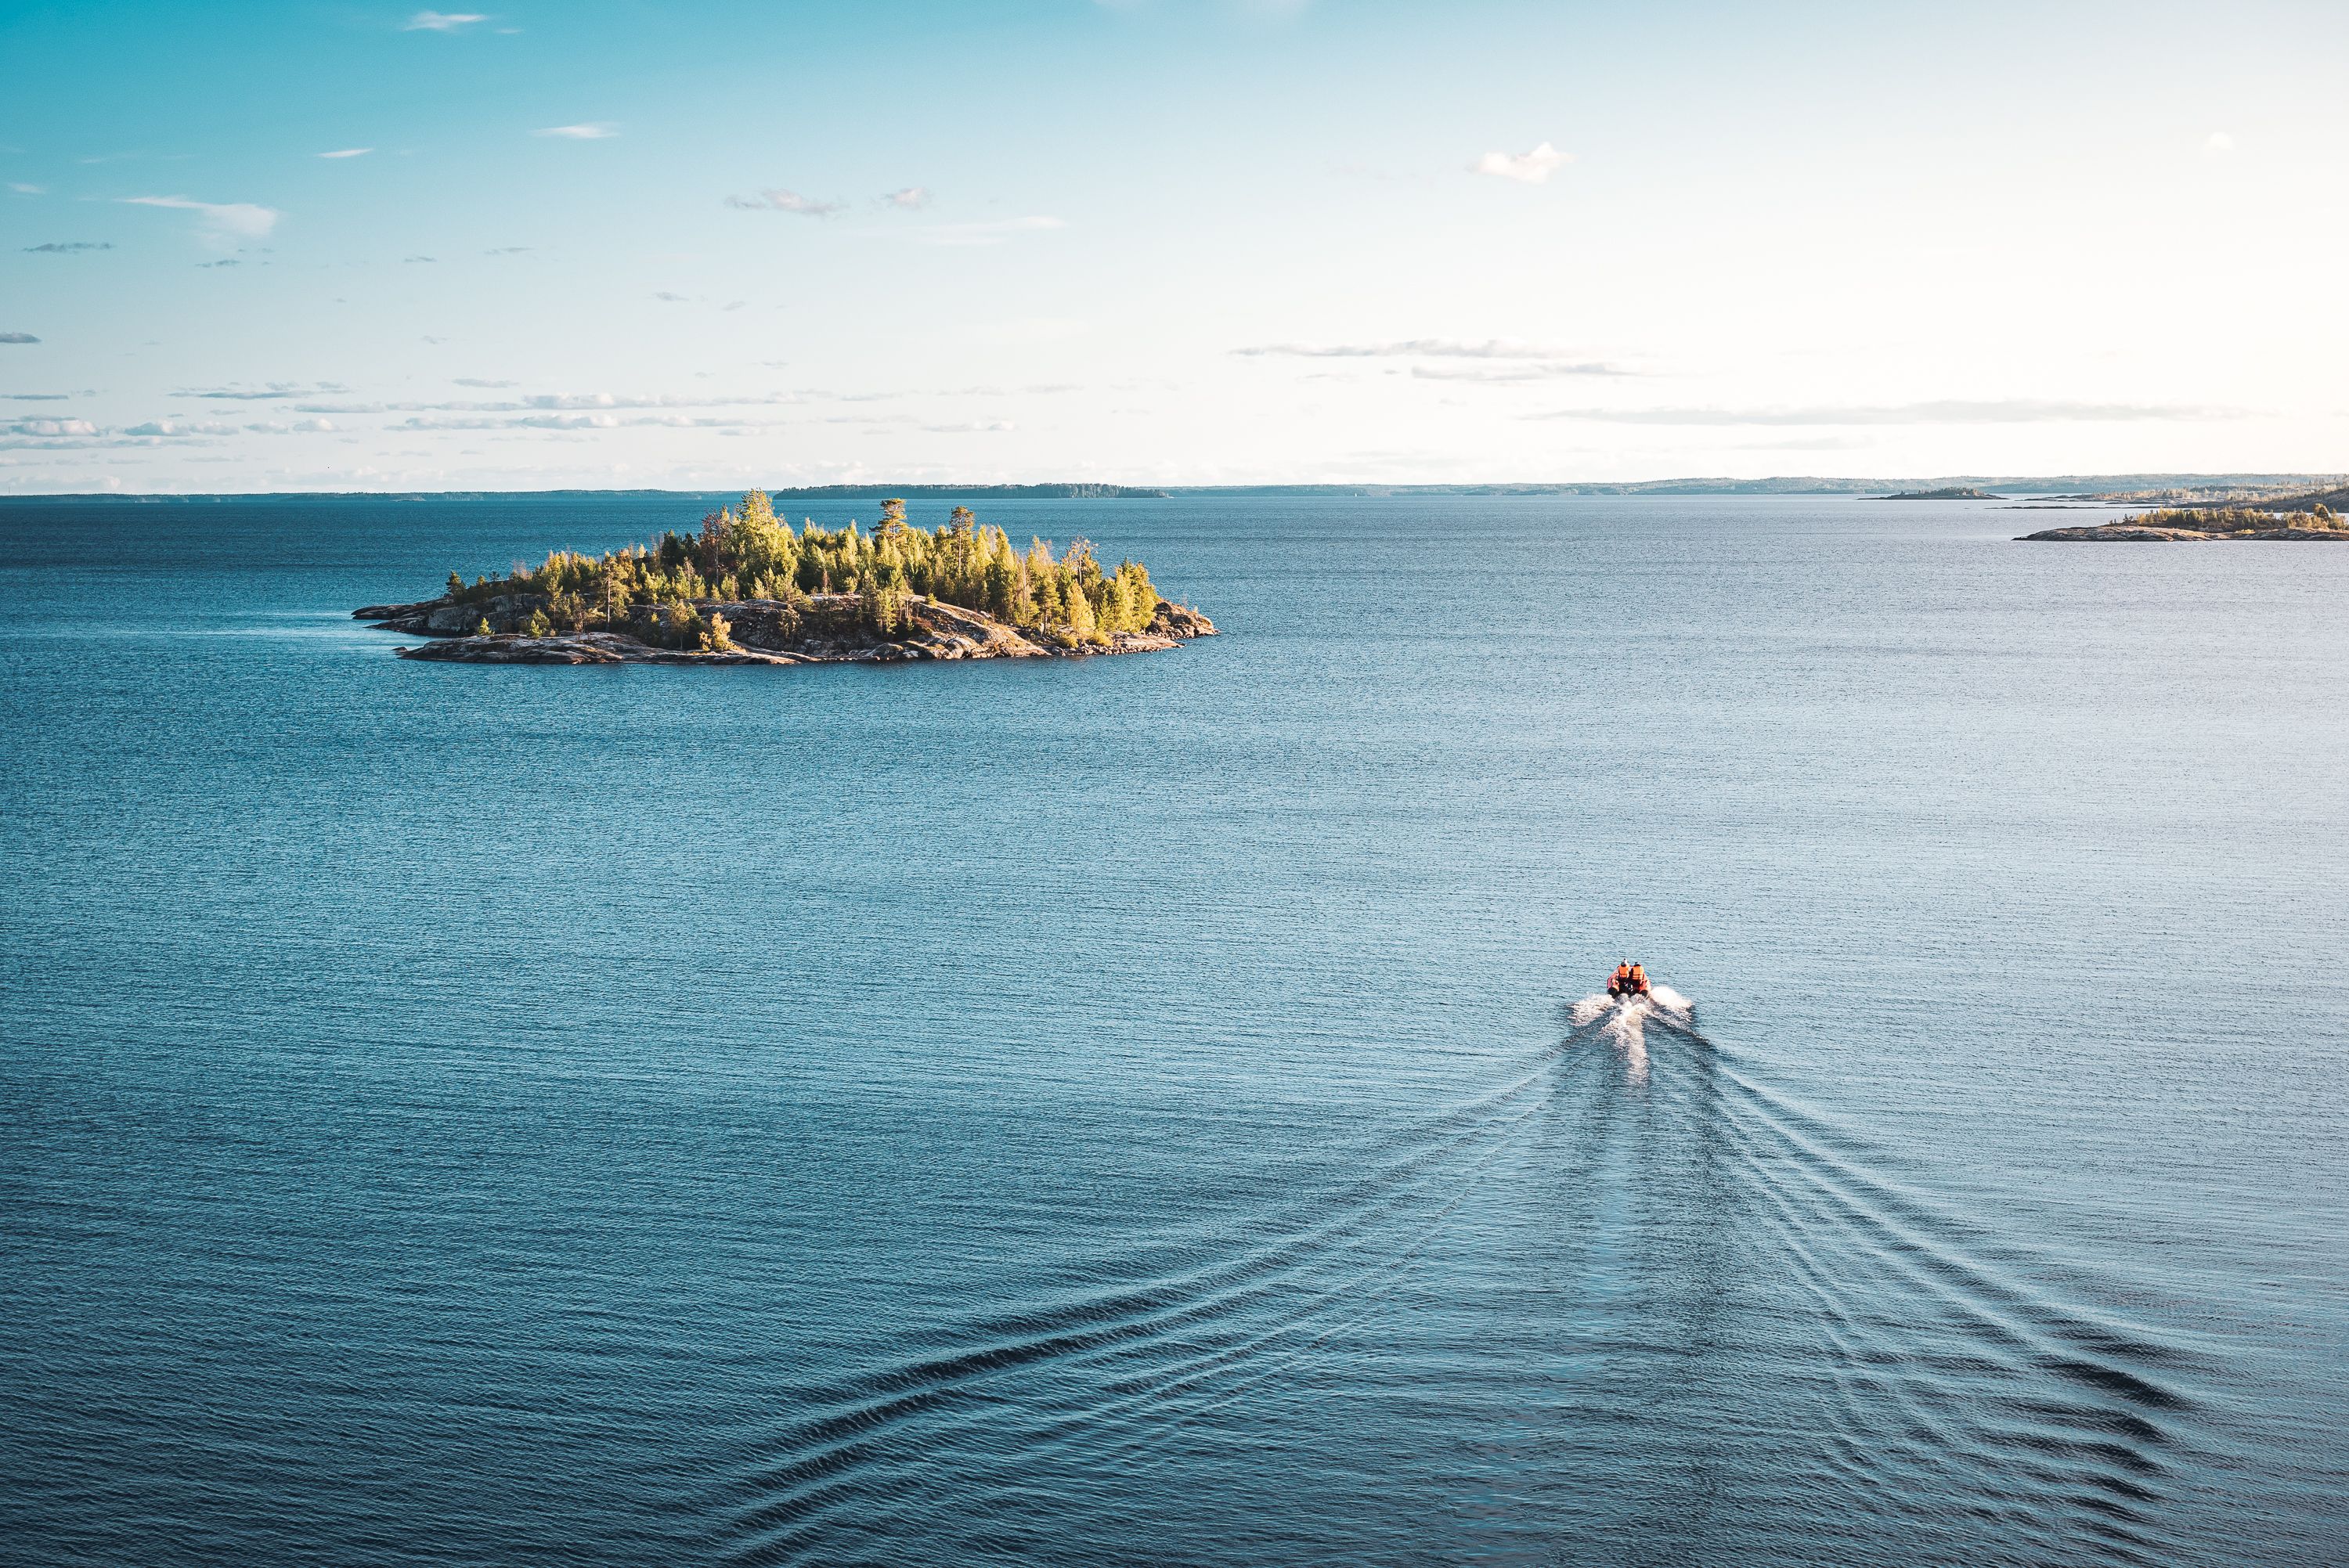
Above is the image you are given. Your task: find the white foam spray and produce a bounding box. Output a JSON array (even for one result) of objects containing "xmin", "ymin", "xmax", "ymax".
[{"xmin": 1568, "ymin": 984, "xmax": 1697, "ymax": 1086}]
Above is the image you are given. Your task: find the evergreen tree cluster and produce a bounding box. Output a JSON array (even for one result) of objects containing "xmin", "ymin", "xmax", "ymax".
[
  {"xmin": 451, "ymin": 492, "xmax": 1164, "ymax": 646},
  {"xmin": 2126, "ymin": 503, "xmax": 2342, "ymax": 532}
]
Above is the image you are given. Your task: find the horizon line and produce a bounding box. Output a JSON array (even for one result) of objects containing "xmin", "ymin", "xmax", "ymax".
[{"xmin": 2, "ymin": 470, "xmax": 2342, "ymax": 503}]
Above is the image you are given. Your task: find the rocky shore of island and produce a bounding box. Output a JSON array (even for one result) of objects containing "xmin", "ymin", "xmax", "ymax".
[
  {"xmin": 355, "ymin": 589, "xmax": 1216, "ymax": 665},
  {"xmin": 2019, "ymin": 523, "xmax": 2349, "ymax": 541},
  {"xmin": 2021, "ymin": 499, "xmax": 2347, "ymax": 542}
]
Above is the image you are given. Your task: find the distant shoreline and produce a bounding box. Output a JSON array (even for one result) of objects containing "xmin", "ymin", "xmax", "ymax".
[{"xmin": 6, "ymin": 472, "xmax": 2344, "ymax": 503}]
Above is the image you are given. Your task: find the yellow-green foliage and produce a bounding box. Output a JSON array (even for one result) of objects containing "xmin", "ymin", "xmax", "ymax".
[
  {"xmin": 2126, "ymin": 505, "xmax": 2344, "ymax": 533},
  {"xmin": 460, "ymin": 492, "xmax": 1165, "ymax": 642}
]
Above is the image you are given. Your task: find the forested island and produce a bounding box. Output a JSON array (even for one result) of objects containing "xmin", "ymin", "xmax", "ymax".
[
  {"xmin": 355, "ymin": 492, "xmax": 1216, "ymax": 665},
  {"xmin": 2022, "ymin": 499, "xmax": 2347, "ymax": 542},
  {"xmin": 1885, "ymin": 487, "xmax": 2003, "ymax": 500}
]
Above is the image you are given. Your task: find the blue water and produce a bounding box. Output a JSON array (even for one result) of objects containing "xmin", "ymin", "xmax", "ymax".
[{"xmin": 2, "ymin": 493, "xmax": 2344, "ymax": 1566}]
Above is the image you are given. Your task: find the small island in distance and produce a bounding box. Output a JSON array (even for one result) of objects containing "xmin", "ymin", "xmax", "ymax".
[
  {"xmin": 355, "ymin": 492, "xmax": 1216, "ymax": 665},
  {"xmin": 1883, "ymin": 486, "xmax": 2004, "ymax": 500}
]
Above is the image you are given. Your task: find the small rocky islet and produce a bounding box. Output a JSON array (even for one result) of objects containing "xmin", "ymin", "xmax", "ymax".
[
  {"xmin": 2022, "ymin": 494, "xmax": 2348, "ymax": 542},
  {"xmin": 355, "ymin": 492, "xmax": 1217, "ymax": 665}
]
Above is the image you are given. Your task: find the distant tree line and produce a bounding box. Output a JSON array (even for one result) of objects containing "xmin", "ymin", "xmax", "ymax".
[{"xmin": 443, "ymin": 492, "xmax": 1165, "ymax": 647}]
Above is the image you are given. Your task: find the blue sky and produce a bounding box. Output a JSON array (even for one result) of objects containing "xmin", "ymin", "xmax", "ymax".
[{"xmin": 2, "ymin": 0, "xmax": 2344, "ymax": 491}]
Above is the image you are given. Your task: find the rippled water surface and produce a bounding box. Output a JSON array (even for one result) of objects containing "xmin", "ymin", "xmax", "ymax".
[{"xmin": 3, "ymin": 493, "xmax": 2345, "ymax": 1565}]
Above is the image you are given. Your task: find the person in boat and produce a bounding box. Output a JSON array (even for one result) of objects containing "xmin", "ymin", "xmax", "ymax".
[
  {"xmin": 1608, "ymin": 962, "xmax": 1633, "ymax": 997},
  {"xmin": 1628, "ymin": 962, "xmax": 1649, "ymax": 997}
]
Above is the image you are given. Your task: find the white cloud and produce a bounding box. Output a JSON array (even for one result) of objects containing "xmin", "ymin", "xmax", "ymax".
[
  {"xmin": 726, "ymin": 189, "xmax": 846, "ymax": 217},
  {"xmin": 318, "ymin": 148, "xmax": 373, "ymax": 159},
  {"xmin": 402, "ymin": 11, "xmax": 487, "ymax": 31},
  {"xmin": 909, "ymin": 216, "xmax": 1065, "ymax": 247},
  {"xmin": 2203, "ymin": 131, "xmax": 2235, "ymax": 155},
  {"xmin": 5, "ymin": 419, "xmax": 97, "ymax": 436},
  {"xmin": 879, "ymin": 186, "xmax": 930, "ymax": 209},
  {"xmin": 8, "ymin": 182, "xmax": 45, "ymax": 195},
  {"xmin": 121, "ymin": 194, "xmax": 281, "ymax": 238},
  {"xmin": 1472, "ymin": 141, "xmax": 1569, "ymax": 184},
  {"xmin": 534, "ymin": 123, "xmax": 618, "ymax": 139},
  {"xmin": 0, "ymin": 333, "xmax": 41, "ymax": 344}
]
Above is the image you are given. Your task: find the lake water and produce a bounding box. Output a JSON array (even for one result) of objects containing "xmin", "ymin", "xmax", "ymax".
[{"xmin": 2, "ymin": 492, "xmax": 2344, "ymax": 1566}]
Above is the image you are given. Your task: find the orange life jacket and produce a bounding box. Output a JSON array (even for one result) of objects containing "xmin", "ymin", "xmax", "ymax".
[
  {"xmin": 1611, "ymin": 966, "xmax": 1630, "ymax": 989},
  {"xmin": 1629, "ymin": 965, "xmax": 1647, "ymax": 989}
]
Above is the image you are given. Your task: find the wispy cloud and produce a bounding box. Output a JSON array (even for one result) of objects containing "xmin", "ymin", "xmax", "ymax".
[
  {"xmin": 0, "ymin": 333, "xmax": 40, "ymax": 344},
  {"xmin": 402, "ymin": 10, "xmax": 487, "ymax": 31},
  {"xmin": 1472, "ymin": 141, "xmax": 1569, "ymax": 184},
  {"xmin": 24, "ymin": 241, "xmax": 114, "ymax": 254},
  {"xmin": 121, "ymin": 194, "xmax": 281, "ymax": 239},
  {"xmin": 122, "ymin": 419, "xmax": 240, "ymax": 436},
  {"xmin": 178, "ymin": 382, "xmax": 352, "ymax": 401},
  {"xmin": 7, "ymin": 183, "xmax": 45, "ymax": 196},
  {"xmin": 5, "ymin": 418, "xmax": 98, "ymax": 436},
  {"xmin": 909, "ymin": 216, "xmax": 1064, "ymax": 247},
  {"xmin": 2203, "ymin": 131, "xmax": 2235, "ymax": 156},
  {"xmin": 404, "ymin": 254, "xmax": 435, "ymax": 263},
  {"xmin": 533, "ymin": 123, "xmax": 618, "ymax": 139},
  {"xmin": 1410, "ymin": 361, "xmax": 1624, "ymax": 381},
  {"xmin": 1236, "ymin": 338, "xmax": 1619, "ymax": 368},
  {"xmin": 1521, "ymin": 399, "xmax": 2231, "ymax": 425},
  {"xmin": 2, "ymin": 393, "xmax": 72, "ymax": 401},
  {"xmin": 653, "ymin": 290, "xmax": 687, "ymax": 301},
  {"xmin": 393, "ymin": 413, "xmax": 791, "ymax": 432},
  {"xmin": 294, "ymin": 390, "xmax": 808, "ymax": 414},
  {"xmin": 318, "ymin": 147, "xmax": 374, "ymax": 160},
  {"xmin": 921, "ymin": 420, "xmax": 1017, "ymax": 433},
  {"xmin": 726, "ymin": 189, "xmax": 846, "ymax": 217},
  {"xmin": 453, "ymin": 378, "xmax": 517, "ymax": 388},
  {"xmin": 879, "ymin": 186, "xmax": 930, "ymax": 209},
  {"xmin": 0, "ymin": 434, "xmax": 218, "ymax": 450}
]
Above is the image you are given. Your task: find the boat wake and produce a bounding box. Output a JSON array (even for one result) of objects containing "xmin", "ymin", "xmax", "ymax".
[{"xmin": 697, "ymin": 984, "xmax": 2214, "ymax": 1566}]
